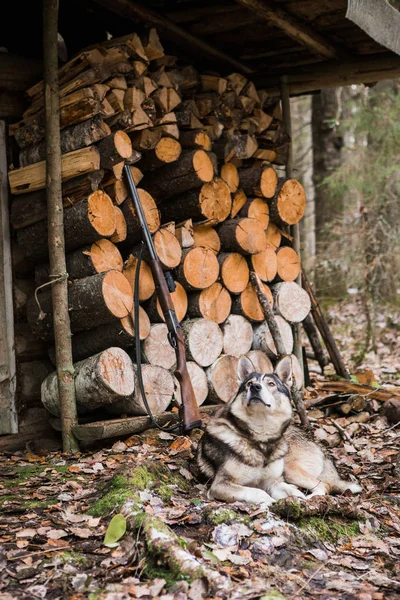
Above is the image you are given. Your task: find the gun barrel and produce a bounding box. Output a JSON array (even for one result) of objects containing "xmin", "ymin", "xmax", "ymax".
[{"xmin": 124, "ymin": 164, "xmax": 157, "ymax": 261}]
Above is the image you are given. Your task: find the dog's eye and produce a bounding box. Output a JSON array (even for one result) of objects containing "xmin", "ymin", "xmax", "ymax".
[{"xmin": 268, "ymin": 381, "xmax": 276, "ymax": 387}]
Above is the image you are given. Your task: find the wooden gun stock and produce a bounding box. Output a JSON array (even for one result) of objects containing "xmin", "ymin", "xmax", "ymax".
[{"xmin": 149, "ymin": 260, "xmax": 202, "ymax": 433}]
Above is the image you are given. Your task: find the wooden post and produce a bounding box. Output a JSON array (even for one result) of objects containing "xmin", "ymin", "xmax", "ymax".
[
  {"xmin": 280, "ymin": 75, "xmax": 304, "ymax": 381},
  {"xmin": 43, "ymin": 0, "xmax": 79, "ymax": 452},
  {"xmin": 0, "ymin": 123, "xmax": 17, "ymax": 434}
]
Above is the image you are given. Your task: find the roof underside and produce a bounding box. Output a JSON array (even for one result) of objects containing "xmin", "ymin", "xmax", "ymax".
[{"xmin": 2, "ymin": 0, "xmax": 400, "ymax": 96}]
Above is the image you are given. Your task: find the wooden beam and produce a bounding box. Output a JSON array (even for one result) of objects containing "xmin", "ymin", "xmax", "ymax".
[
  {"xmin": 43, "ymin": 0, "xmax": 79, "ymax": 453},
  {"xmin": 256, "ymin": 53, "xmax": 400, "ymax": 95},
  {"xmin": 92, "ymin": 0, "xmax": 253, "ymax": 74},
  {"xmin": 236, "ymin": 0, "xmax": 340, "ymax": 59}
]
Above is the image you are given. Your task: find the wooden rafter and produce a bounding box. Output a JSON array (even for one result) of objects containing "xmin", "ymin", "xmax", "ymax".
[
  {"xmin": 92, "ymin": 0, "xmax": 253, "ymax": 74},
  {"xmin": 236, "ymin": 0, "xmax": 341, "ymax": 60}
]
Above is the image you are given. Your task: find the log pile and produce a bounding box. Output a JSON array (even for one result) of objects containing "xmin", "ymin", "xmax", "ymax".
[{"xmin": 8, "ymin": 27, "xmax": 312, "ymax": 422}]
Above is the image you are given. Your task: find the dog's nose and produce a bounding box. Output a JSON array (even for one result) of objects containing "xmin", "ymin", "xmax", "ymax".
[{"xmin": 250, "ymin": 382, "xmax": 262, "ymax": 392}]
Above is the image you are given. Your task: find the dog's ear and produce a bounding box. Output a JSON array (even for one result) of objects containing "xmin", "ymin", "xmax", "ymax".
[
  {"xmin": 238, "ymin": 356, "xmax": 254, "ymax": 383},
  {"xmin": 274, "ymin": 355, "xmax": 293, "ymax": 388}
]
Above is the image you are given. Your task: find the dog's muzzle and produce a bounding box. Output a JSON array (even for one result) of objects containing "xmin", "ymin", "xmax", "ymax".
[{"xmin": 247, "ymin": 382, "xmax": 271, "ymax": 407}]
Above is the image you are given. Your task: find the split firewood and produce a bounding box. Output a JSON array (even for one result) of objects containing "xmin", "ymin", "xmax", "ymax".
[
  {"xmin": 17, "ymin": 190, "xmax": 116, "ymax": 263},
  {"xmin": 222, "ymin": 314, "xmax": 253, "ymax": 358},
  {"xmin": 35, "ymin": 239, "xmax": 123, "ymax": 285},
  {"xmin": 175, "ymin": 219, "xmax": 194, "ymax": 248},
  {"xmin": 138, "ymin": 137, "xmax": 182, "ymax": 170},
  {"xmin": 41, "ymin": 347, "xmax": 135, "ymax": 416},
  {"xmin": 187, "ymin": 282, "xmax": 231, "ymax": 324},
  {"xmin": 239, "ymin": 164, "xmax": 278, "ymax": 198},
  {"xmin": 97, "ymin": 130, "xmax": 139, "ymax": 170},
  {"xmin": 181, "ymin": 318, "xmax": 223, "ymax": 367}
]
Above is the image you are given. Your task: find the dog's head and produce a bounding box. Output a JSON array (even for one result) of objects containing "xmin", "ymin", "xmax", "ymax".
[{"xmin": 234, "ymin": 355, "xmax": 293, "ymax": 416}]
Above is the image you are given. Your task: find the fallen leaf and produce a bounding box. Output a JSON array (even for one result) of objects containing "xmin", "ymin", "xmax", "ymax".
[
  {"xmin": 169, "ymin": 437, "xmax": 192, "ymax": 454},
  {"xmin": 16, "ymin": 528, "xmax": 37, "ymax": 539},
  {"xmin": 47, "ymin": 529, "xmax": 68, "ymax": 540},
  {"xmin": 103, "ymin": 513, "xmax": 126, "ymax": 548},
  {"xmin": 70, "ymin": 527, "xmax": 92, "ymax": 539}
]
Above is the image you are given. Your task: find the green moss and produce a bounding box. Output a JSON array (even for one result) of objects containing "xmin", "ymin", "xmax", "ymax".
[
  {"xmin": 130, "ymin": 466, "xmax": 153, "ymax": 490},
  {"xmin": 0, "ymin": 494, "xmax": 58, "ymax": 510},
  {"xmin": 260, "ymin": 592, "xmax": 287, "ymax": 600},
  {"xmin": 190, "ymin": 498, "xmax": 202, "ymax": 507},
  {"xmin": 203, "ymin": 506, "xmax": 250, "ymax": 526},
  {"xmin": 143, "ymin": 559, "xmax": 188, "ymax": 587},
  {"xmin": 88, "ymin": 475, "xmax": 140, "ymax": 516},
  {"xmin": 58, "ymin": 551, "xmax": 88, "ymax": 567},
  {"xmin": 298, "ymin": 516, "xmax": 360, "ymax": 543}
]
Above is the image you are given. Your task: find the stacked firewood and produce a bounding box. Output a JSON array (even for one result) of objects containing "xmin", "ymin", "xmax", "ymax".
[{"xmin": 8, "ymin": 28, "xmax": 311, "ymax": 420}]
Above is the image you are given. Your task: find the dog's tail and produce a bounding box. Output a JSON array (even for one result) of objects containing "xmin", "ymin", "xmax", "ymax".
[{"xmin": 331, "ymin": 478, "xmax": 362, "ymax": 494}]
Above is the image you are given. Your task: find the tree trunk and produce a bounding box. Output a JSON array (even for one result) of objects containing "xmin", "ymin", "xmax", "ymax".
[
  {"xmin": 245, "ymin": 350, "xmax": 273, "ymax": 374},
  {"xmin": 250, "ymin": 247, "xmax": 278, "ymax": 282},
  {"xmin": 41, "ymin": 347, "xmax": 135, "ymax": 416},
  {"xmin": 17, "ymin": 190, "xmax": 116, "ymax": 263},
  {"xmin": 276, "ymin": 247, "xmax": 301, "ymax": 282},
  {"xmin": 181, "ymin": 318, "xmax": 223, "ymax": 367},
  {"xmin": 206, "ymin": 355, "xmax": 239, "ymax": 403},
  {"xmin": 48, "ymin": 307, "xmax": 151, "ymax": 364},
  {"xmin": 217, "ymin": 252, "xmax": 249, "ymax": 294},
  {"xmin": 173, "ymin": 361, "xmax": 208, "ymax": 407},
  {"xmin": 231, "ymin": 282, "xmax": 273, "ymax": 322},
  {"xmin": 161, "ymin": 178, "xmax": 231, "ymax": 224},
  {"xmin": 142, "ymin": 323, "xmax": 176, "ymax": 369},
  {"xmin": 19, "ymin": 116, "xmax": 110, "ymax": 167},
  {"xmin": 108, "ymin": 364, "xmax": 174, "ymax": 416},
  {"xmin": 238, "ymin": 165, "xmax": 278, "ymax": 198},
  {"xmin": 187, "ymin": 282, "xmax": 231, "ymax": 324},
  {"xmin": 253, "ymin": 317, "xmax": 294, "ymax": 358},
  {"xmin": 222, "ymin": 314, "xmax": 253, "ymax": 358},
  {"xmin": 177, "ymin": 247, "xmax": 219, "ymax": 291},
  {"xmin": 27, "ymin": 270, "xmax": 133, "ymax": 339},
  {"xmin": 271, "ymin": 282, "xmax": 311, "ymax": 323},
  {"xmin": 143, "ymin": 150, "xmax": 215, "ymax": 201},
  {"xmin": 192, "ymin": 224, "xmax": 221, "ymax": 254},
  {"xmin": 120, "ymin": 189, "xmax": 160, "ymax": 246},
  {"xmin": 35, "ymin": 238, "xmax": 123, "ymax": 284},
  {"xmin": 217, "ymin": 218, "xmax": 267, "ymax": 254}
]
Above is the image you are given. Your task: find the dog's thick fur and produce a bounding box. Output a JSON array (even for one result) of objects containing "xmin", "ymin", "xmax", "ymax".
[{"xmin": 197, "ymin": 356, "xmax": 361, "ymax": 506}]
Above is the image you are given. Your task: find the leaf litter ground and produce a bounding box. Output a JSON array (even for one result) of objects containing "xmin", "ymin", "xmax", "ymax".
[{"xmin": 0, "ymin": 299, "xmax": 399, "ymax": 600}]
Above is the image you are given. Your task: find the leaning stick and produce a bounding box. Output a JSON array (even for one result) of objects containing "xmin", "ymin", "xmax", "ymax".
[{"xmin": 250, "ymin": 271, "xmax": 310, "ymax": 429}]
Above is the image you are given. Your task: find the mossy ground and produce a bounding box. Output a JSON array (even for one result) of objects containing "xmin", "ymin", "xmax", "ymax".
[{"xmin": 298, "ymin": 516, "xmax": 360, "ymax": 543}]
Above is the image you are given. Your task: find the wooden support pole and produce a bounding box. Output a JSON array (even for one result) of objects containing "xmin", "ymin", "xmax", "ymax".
[
  {"xmin": 280, "ymin": 75, "xmax": 304, "ymax": 382},
  {"xmin": 250, "ymin": 272, "xmax": 310, "ymax": 429},
  {"xmin": 43, "ymin": 0, "xmax": 79, "ymax": 452}
]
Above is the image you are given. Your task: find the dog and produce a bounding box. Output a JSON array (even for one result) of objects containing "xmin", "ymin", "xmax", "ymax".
[{"xmin": 197, "ymin": 355, "xmax": 362, "ymax": 506}]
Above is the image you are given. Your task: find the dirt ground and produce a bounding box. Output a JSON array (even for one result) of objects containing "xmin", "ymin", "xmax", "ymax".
[{"xmin": 0, "ymin": 298, "xmax": 399, "ymax": 600}]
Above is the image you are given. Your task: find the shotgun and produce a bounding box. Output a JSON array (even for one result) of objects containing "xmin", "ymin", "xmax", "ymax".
[{"xmin": 124, "ymin": 164, "xmax": 202, "ymax": 433}]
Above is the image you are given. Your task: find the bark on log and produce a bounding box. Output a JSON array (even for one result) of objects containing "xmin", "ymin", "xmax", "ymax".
[
  {"xmin": 192, "ymin": 224, "xmax": 221, "ymax": 254},
  {"xmin": 120, "ymin": 189, "xmax": 160, "ymax": 246},
  {"xmin": 238, "ymin": 165, "xmax": 278, "ymax": 198},
  {"xmin": 231, "ymin": 282, "xmax": 273, "ymax": 322},
  {"xmin": 161, "ymin": 178, "xmax": 231, "ymax": 224},
  {"xmin": 35, "ymin": 239, "xmax": 123, "ymax": 285},
  {"xmin": 222, "ymin": 314, "xmax": 253, "ymax": 358},
  {"xmin": 207, "ymin": 355, "xmax": 239, "ymax": 403},
  {"xmin": 9, "ymin": 146, "xmax": 101, "ymax": 195},
  {"xmin": 269, "ymin": 179, "xmax": 307, "ymax": 227},
  {"xmin": 142, "ymin": 323, "xmax": 176, "ymax": 369},
  {"xmin": 221, "ymin": 162, "xmax": 239, "ymax": 193},
  {"xmin": 179, "ymin": 129, "xmax": 212, "ymax": 151},
  {"xmin": 145, "ymin": 281, "xmax": 188, "ymax": 323},
  {"xmin": 173, "ymin": 361, "xmax": 208, "ymax": 407},
  {"xmin": 245, "ymin": 350, "xmax": 273, "ymax": 374},
  {"xmin": 27, "ymin": 270, "xmax": 133, "ymax": 339},
  {"xmin": 123, "ymin": 255, "xmax": 155, "ymax": 302},
  {"xmin": 41, "ymin": 347, "xmax": 135, "ymax": 416},
  {"xmin": 19, "ymin": 116, "xmax": 110, "ymax": 167},
  {"xmin": 217, "ymin": 218, "xmax": 267, "ymax": 254},
  {"xmin": 251, "ymin": 246, "xmax": 278, "ymax": 282},
  {"xmin": 181, "ymin": 318, "xmax": 223, "ymax": 367},
  {"xmin": 108, "ymin": 364, "xmax": 175, "ymax": 416},
  {"xmin": 187, "ymin": 282, "xmax": 231, "ymax": 324},
  {"xmin": 238, "ymin": 197, "xmax": 269, "ymax": 229},
  {"xmin": 17, "ymin": 190, "xmax": 116, "ymax": 263},
  {"xmin": 253, "ymin": 317, "xmax": 294, "ymax": 358},
  {"xmin": 177, "ymin": 247, "xmax": 219, "ymax": 291},
  {"xmin": 218, "ymin": 252, "xmax": 249, "ymax": 294},
  {"xmin": 275, "ymin": 246, "xmax": 301, "ymax": 282},
  {"xmin": 143, "ymin": 150, "xmax": 215, "ymax": 201},
  {"xmin": 139, "ymin": 137, "xmax": 182, "ymax": 170},
  {"xmin": 230, "ymin": 189, "xmax": 247, "ymax": 218},
  {"xmin": 110, "ymin": 206, "xmax": 127, "ymax": 243},
  {"xmin": 97, "ymin": 130, "xmax": 137, "ymax": 170},
  {"xmin": 49, "ymin": 307, "xmax": 151, "ymax": 364},
  {"xmin": 271, "ymin": 281, "xmax": 311, "ymax": 323}
]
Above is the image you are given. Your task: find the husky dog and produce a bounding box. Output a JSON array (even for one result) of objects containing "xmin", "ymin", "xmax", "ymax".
[{"xmin": 198, "ymin": 356, "xmax": 362, "ymax": 506}]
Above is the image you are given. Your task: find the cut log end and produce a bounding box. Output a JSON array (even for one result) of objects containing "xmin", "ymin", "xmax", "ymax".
[
  {"xmin": 102, "ymin": 270, "xmax": 134, "ymax": 318},
  {"xmin": 90, "ymin": 238, "xmax": 123, "ymax": 274},
  {"xmin": 114, "ymin": 130, "xmax": 134, "ymax": 159},
  {"xmin": 88, "ymin": 190, "xmax": 116, "ymax": 237},
  {"xmin": 189, "ymin": 282, "xmax": 232, "ymax": 324},
  {"xmin": 239, "ymin": 198, "xmax": 269, "ymax": 229},
  {"xmin": 173, "ymin": 361, "xmax": 208, "ymax": 407},
  {"xmin": 221, "ymin": 162, "xmax": 239, "ymax": 193},
  {"xmin": 260, "ymin": 167, "xmax": 278, "ymax": 198},
  {"xmin": 265, "ymin": 222, "xmax": 281, "ymax": 250},
  {"xmin": 153, "ymin": 228, "xmax": 182, "ymax": 269},
  {"xmin": 207, "ymin": 355, "xmax": 239, "ymax": 403},
  {"xmin": 182, "ymin": 318, "xmax": 223, "ymax": 367},
  {"xmin": 179, "ymin": 247, "xmax": 220, "ymax": 291},
  {"xmin": 251, "ymin": 246, "xmax": 278, "ymax": 282},
  {"xmin": 123, "ymin": 255, "xmax": 155, "ymax": 302},
  {"xmin": 274, "ymin": 179, "xmax": 307, "ymax": 226},
  {"xmin": 272, "ymin": 281, "xmax": 311, "ymax": 323},
  {"xmin": 233, "ymin": 282, "xmax": 273, "ymax": 322},
  {"xmin": 276, "ymin": 247, "xmax": 300, "ymax": 282},
  {"xmin": 121, "ymin": 305, "xmax": 151, "ymax": 341},
  {"xmin": 253, "ymin": 316, "xmax": 294, "ymax": 358},
  {"xmin": 142, "ymin": 323, "xmax": 176, "ymax": 370},
  {"xmin": 219, "ymin": 252, "xmax": 249, "ymax": 294},
  {"xmin": 155, "ymin": 137, "xmax": 182, "ymax": 163},
  {"xmin": 156, "ymin": 281, "xmax": 188, "ymax": 323},
  {"xmin": 193, "ymin": 149, "xmax": 214, "ymax": 183},
  {"xmin": 192, "ymin": 225, "xmax": 221, "ymax": 254},
  {"xmin": 222, "ymin": 315, "xmax": 253, "ymax": 358},
  {"xmin": 110, "ymin": 206, "xmax": 127, "ymax": 243},
  {"xmin": 97, "ymin": 347, "xmax": 136, "ymax": 396}
]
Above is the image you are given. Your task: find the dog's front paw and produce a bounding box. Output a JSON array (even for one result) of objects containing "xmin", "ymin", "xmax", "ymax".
[
  {"xmin": 270, "ymin": 483, "xmax": 305, "ymax": 500},
  {"xmin": 250, "ymin": 489, "xmax": 275, "ymax": 507}
]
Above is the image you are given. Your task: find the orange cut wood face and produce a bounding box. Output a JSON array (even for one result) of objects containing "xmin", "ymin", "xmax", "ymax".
[
  {"xmin": 198, "ymin": 282, "xmax": 231, "ymax": 324},
  {"xmin": 155, "ymin": 137, "xmax": 182, "ymax": 163},
  {"xmin": 198, "ymin": 178, "xmax": 232, "ymax": 222},
  {"xmin": 276, "ymin": 247, "xmax": 300, "ymax": 282},
  {"xmin": 265, "ymin": 222, "xmax": 281, "ymax": 250},
  {"xmin": 114, "ymin": 130, "xmax": 133, "ymax": 158},
  {"xmin": 121, "ymin": 305, "xmax": 151, "ymax": 340},
  {"xmin": 136, "ymin": 188, "xmax": 160, "ymax": 233},
  {"xmin": 241, "ymin": 282, "xmax": 273, "ymax": 321},
  {"xmin": 192, "ymin": 225, "xmax": 221, "ymax": 254},
  {"xmin": 88, "ymin": 190, "xmax": 116, "ymax": 236},
  {"xmin": 110, "ymin": 206, "xmax": 127, "ymax": 243},
  {"xmin": 221, "ymin": 253, "xmax": 249, "ymax": 294},
  {"xmin": 183, "ymin": 247, "xmax": 219, "ymax": 289},
  {"xmin": 193, "ymin": 149, "xmax": 214, "ymax": 183},
  {"xmin": 102, "ymin": 270, "xmax": 133, "ymax": 318},
  {"xmin": 251, "ymin": 247, "xmax": 278, "ymax": 282},
  {"xmin": 260, "ymin": 166, "xmax": 278, "ymax": 199},
  {"xmin": 90, "ymin": 239, "xmax": 123, "ymax": 274},
  {"xmin": 123, "ymin": 256, "xmax": 155, "ymax": 302},
  {"xmin": 156, "ymin": 281, "xmax": 188, "ymax": 323},
  {"xmin": 97, "ymin": 347, "xmax": 135, "ymax": 396},
  {"xmin": 277, "ymin": 179, "xmax": 306, "ymax": 225},
  {"xmin": 221, "ymin": 162, "xmax": 239, "ymax": 193},
  {"xmin": 153, "ymin": 229, "xmax": 182, "ymax": 268},
  {"xmin": 235, "ymin": 218, "xmax": 267, "ymax": 254},
  {"xmin": 247, "ymin": 197, "xmax": 269, "ymax": 229}
]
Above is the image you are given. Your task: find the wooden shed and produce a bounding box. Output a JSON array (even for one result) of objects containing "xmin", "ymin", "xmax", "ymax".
[{"xmin": 1, "ymin": 0, "xmax": 399, "ymax": 450}]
